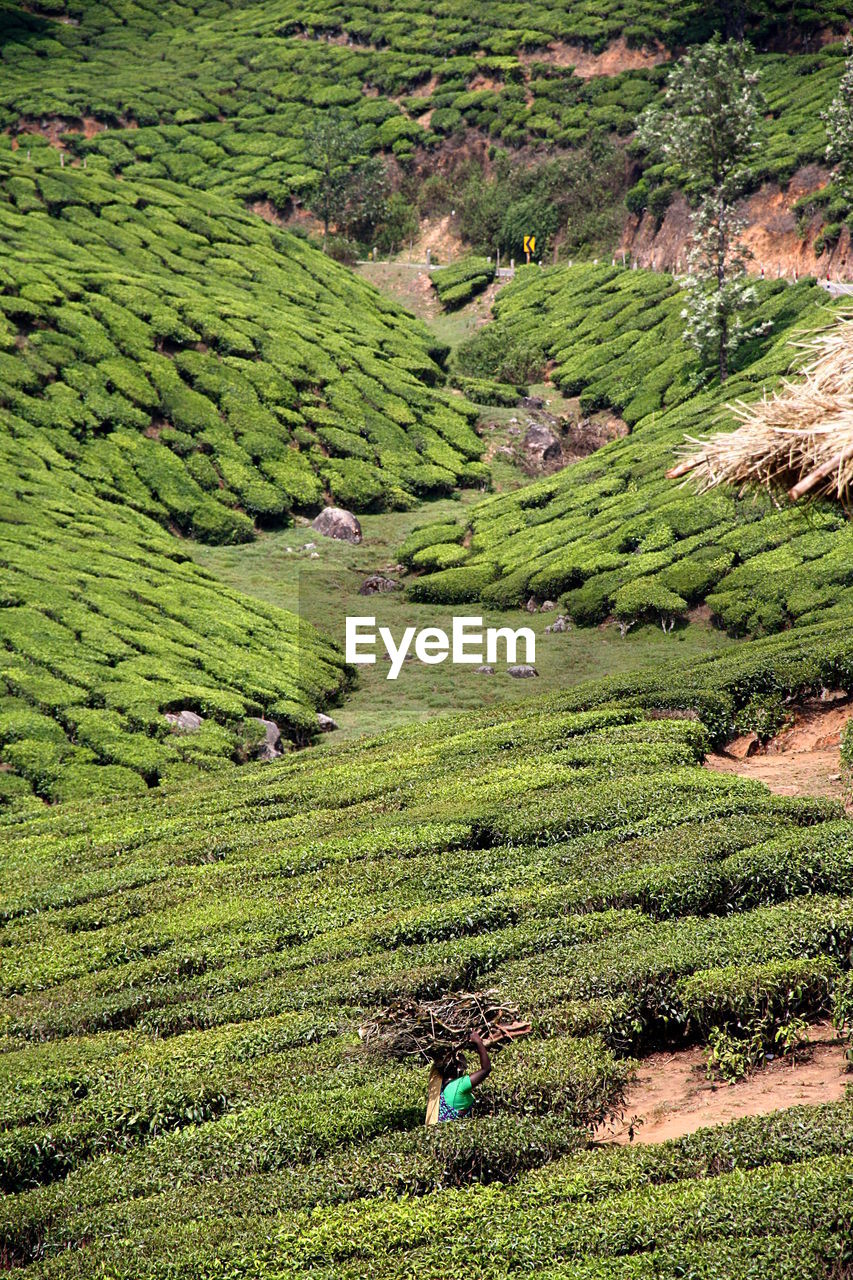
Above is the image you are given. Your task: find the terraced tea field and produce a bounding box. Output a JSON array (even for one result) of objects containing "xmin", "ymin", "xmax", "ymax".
[
  {"xmin": 2, "ymin": 687, "xmax": 853, "ymax": 1278},
  {"xmin": 3, "ymin": 2, "xmax": 853, "ymax": 1275},
  {"xmin": 410, "ymin": 262, "xmax": 853, "ymax": 637},
  {"xmin": 0, "ymin": 0, "xmax": 848, "ymax": 224}
]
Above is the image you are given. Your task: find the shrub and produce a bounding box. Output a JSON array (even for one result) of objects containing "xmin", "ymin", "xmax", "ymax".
[{"xmin": 407, "ymin": 563, "xmax": 498, "ymax": 603}]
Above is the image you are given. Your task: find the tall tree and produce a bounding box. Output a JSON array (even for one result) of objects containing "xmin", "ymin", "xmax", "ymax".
[
  {"xmin": 637, "ymin": 37, "xmax": 765, "ymax": 382},
  {"xmin": 823, "ymin": 38, "xmax": 853, "ymax": 198},
  {"xmin": 304, "ymin": 112, "xmax": 385, "ymax": 251}
]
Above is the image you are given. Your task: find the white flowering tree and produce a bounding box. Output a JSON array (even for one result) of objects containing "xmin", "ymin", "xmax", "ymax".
[
  {"xmin": 636, "ymin": 37, "xmax": 765, "ymax": 382},
  {"xmin": 823, "ymin": 39, "xmax": 853, "ymax": 197}
]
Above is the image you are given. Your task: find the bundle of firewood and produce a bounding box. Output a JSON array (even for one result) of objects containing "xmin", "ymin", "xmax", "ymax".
[{"xmin": 358, "ymin": 991, "xmax": 531, "ymax": 1064}]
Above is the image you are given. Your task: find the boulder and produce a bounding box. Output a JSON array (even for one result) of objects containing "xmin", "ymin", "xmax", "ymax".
[
  {"xmin": 508, "ymin": 665, "xmax": 539, "ymax": 678},
  {"xmin": 317, "ymin": 712, "xmax": 339, "ymax": 732},
  {"xmin": 251, "ymin": 716, "xmax": 282, "ymax": 762},
  {"xmin": 521, "ymin": 395, "xmax": 545, "ymax": 410},
  {"xmin": 311, "ymin": 507, "xmax": 362, "ymax": 544},
  {"xmin": 475, "ymin": 664, "xmax": 496, "ymax": 675},
  {"xmin": 165, "ymin": 709, "xmax": 204, "ymax": 733},
  {"xmin": 523, "ymin": 421, "xmax": 562, "ymax": 465},
  {"xmin": 525, "ymin": 596, "xmax": 538, "ymax": 613},
  {"xmin": 540, "ymin": 600, "xmax": 556, "ymax": 612},
  {"xmin": 727, "ymin": 733, "xmax": 760, "ymax": 760},
  {"xmin": 359, "ymin": 573, "xmax": 401, "ymax": 596},
  {"xmin": 545, "ymin": 614, "xmax": 570, "ymax": 634}
]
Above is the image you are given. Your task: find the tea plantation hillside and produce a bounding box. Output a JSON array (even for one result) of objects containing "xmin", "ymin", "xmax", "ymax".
[
  {"xmin": 0, "ymin": 149, "xmax": 492, "ymax": 810},
  {"xmin": 0, "ymin": 389, "xmax": 350, "ymax": 811},
  {"xmin": 409, "ymin": 263, "xmax": 853, "ymax": 637},
  {"xmin": 0, "ymin": 151, "xmax": 482, "ymax": 530},
  {"xmin": 0, "ymin": 0, "xmax": 848, "ymax": 218},
  {"xmin": 1, "ymin": 686, "xmax": 853, "ymax": 1277}
]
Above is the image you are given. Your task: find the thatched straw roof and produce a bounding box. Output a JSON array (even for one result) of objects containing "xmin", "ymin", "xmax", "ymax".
[{"xmin": 667, "ymin": 315, "xmax": 853, "ymax": 504}]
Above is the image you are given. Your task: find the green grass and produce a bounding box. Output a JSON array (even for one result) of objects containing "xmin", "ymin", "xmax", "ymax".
[{"xmin": 192, "ymin": 502, "xmax": 734, "ymax": 742}]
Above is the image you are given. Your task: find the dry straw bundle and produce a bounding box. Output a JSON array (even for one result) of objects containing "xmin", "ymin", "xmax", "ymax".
[
  {"xmin": 668, "ymin": 314, "xmax": 853, "ymax": 504},
  {"xmin": 358, "ymin": 991, "xmax": 531, "ymax": 1065}
]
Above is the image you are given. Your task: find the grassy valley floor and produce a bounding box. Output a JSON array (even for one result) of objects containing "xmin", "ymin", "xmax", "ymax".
[{"xmin": 192, "ymin": 500, "xmax": 735, "ymax": 744}]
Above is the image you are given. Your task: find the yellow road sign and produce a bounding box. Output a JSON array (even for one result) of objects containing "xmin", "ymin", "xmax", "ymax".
[{"xmin": 523, "ymin": 235, "xmax": 536, "ymax": 256}]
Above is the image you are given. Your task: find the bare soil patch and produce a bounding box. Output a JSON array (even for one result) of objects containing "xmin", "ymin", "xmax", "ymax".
[
  {"xmin": 520, "ymin": 37, "xmax": 668, "ymax": 78},
  {"xmin": 249, "ymin": 199, "xmax": 286, "ymax": 227},
  {"xmin": 598, "ymin": 1022, "xmax": 850, "ymax": 1145},
  {"xmin": 705, "ymin": 693, "xmax": 853, "ymax": 811},
  {"xmin": 620, "ymin": 164, "xmax": 853, "ymax": 280},
  {"xmin": 405, "ymin": 214, "xmax": 466, "ymax": 265}
]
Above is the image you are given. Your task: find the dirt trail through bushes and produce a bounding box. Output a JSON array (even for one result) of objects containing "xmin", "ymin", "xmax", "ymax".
[
  {"xmin": 705, "ymin": 694, "xmax": 853, "ymax": 812},
  {"xmin": 605, "ymin": 698, "xmax": 853, "ymax": 1148},
  {"xmin": 598, "ymin": 1023, "xmax": 850, "ymax": 1145}
]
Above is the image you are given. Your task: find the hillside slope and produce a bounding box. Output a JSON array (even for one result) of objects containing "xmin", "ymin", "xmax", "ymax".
[
  {"xmin": 1, "ymin": 684, "xmax": 852, "ymax": 1276},
  {"xmin": 0, "ymin": 149, "xmax": 485, "ymax": 809},
  {"xmin": 408, "ymin": 263, "xmax": 853, "ymax": 636},
  {"xmin": 0, "ymin": 150, "xmax": 481, "ymax": 534},
  {"xmin": 0, "ymin": 2, "xmax": 848, "ymax": 260}
]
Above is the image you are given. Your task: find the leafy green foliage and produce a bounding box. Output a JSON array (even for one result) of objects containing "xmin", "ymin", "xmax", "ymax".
[
  {"xmin": 0, "ymin": 155, "xmax": 479, "ymax": 537},
  {"xmin": 408, "ymin": 264, "xmax": 853, "ymax": 642},
  {"xmin": 432, "ymin": 257, "xmax": 496, "ymax": 310},
  {"xmin": 1, "ymin": 691, "xmax": 852, "ymax": 1274}
]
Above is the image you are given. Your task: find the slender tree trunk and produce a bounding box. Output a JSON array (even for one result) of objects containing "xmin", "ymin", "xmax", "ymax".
[{"xmin": 717, "ymin": 195, "xmax": 728, "ymax": 382}]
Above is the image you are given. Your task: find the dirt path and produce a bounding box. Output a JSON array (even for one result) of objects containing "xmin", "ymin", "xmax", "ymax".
[
  {"xmin": 705, "ymin": 694, "xmax": 852, "ymax": 812},
  {"xmin": 597, "ymin": 1023, "xmax": 850, "ymax": 1145}
]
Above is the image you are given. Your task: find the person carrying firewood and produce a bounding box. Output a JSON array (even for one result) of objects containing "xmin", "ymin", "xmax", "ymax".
[{"xmin": 437, "ymin": 1029, "xmax": 493, "ymax": 1122}]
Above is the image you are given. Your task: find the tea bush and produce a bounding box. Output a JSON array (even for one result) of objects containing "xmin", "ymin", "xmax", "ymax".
[
  {"xmin": 432, "ymin": 257, "xmax": 496, "ymax": 310},
  {"xmin": 0, "ymin": 156, "xmax": 480, "ymax": 535}
]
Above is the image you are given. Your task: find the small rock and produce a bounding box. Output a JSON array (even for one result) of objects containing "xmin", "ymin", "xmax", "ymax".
[
  {"xmin": 317, "ymin": 713, "xmax": 339, "ymax": 733},
  {"xmin": 508, "ymin": 665, "xmax": 539, "ymax": 678},
  {"xmin": 165, "ymin": 709, "xmax": 204, "ymax": 733},
  {"xmin": 728, "ymin": 733, "xmax": 760, "ymax": 760},
  {"xmin": 507, "ymin": 424, "xmax": 521, "ymax": 437},
  {"xmin": 310, "ymin": 552, "xmax": 320, "ymax": 559},
  {"xmin": 359, "ymin": 573, "xmax": 400, "ymax": 596},
  {"xmin": 540, "ymin": 600, "xmax": 556, "ymax": 612},
  {"xmin": 523, "ymin": 421, "xmax": 562, "ymax": 465},
  {"xmin": 311, "ymin": 506, "xmax": 362, "ymax": 544},
  {"xmin": 548, "ymin": 615, "xmax": 570, "ymax": 633},
  {"xmin": 525, "ymin": 596, "xmax": 538, "ymax": 613},
  {"xmin": 475, "ymin": 664, "xmax": 496, "ymax": 675},
  {"xmin": 521, "ymin": 395, "xmax": 545, "ymax": 410},
  {"xmin": 251, "ymin": 716, "xmax": 282, "ymax": 762},
  {"xmin": 285, "ymin": 546, "xmax": 293, "ymax": 553},
  {"xmin": 496, "ymin": 445, "xmax": 515, "ymax": 457},
  {"xmin": 304, "ymin": 541, "xmax": 316, "ymax": 550}
]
